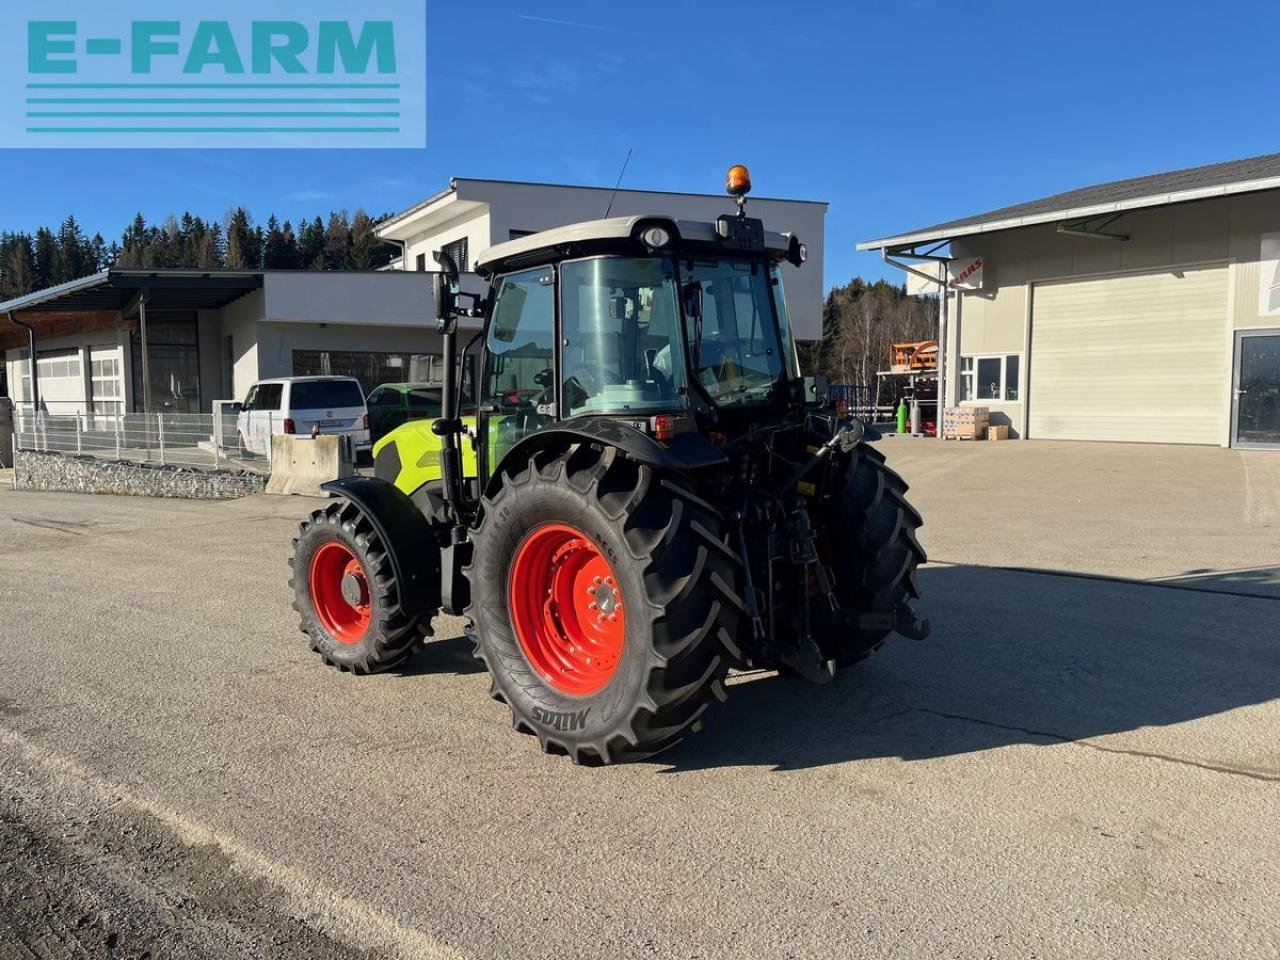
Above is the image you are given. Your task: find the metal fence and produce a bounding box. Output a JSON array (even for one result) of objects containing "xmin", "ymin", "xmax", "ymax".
[
  {"xmin": 827, "ymin": 383, "xmax": 894, "ymax": 422},
  {"xmin": 12, "ymin": 404, "xmax": 270, "ymax": 473}
]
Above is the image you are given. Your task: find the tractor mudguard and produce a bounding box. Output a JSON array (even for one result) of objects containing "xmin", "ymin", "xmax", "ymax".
[
  {"xmin": 488, "ymin": 420, "xmax": 728, "ymax": 495},
  {"xmin": 319, "ymin": 476, "xmax": 442, "ymax": 617}
]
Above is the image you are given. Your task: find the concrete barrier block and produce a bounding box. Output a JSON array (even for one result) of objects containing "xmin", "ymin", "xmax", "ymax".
[{"xmin": 265, "ymin": 435, "xmax": 353, "ymax": 497}]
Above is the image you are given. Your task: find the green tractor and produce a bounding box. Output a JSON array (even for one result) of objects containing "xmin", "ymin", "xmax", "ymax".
[{"xmin": 290, "ymin": 166, "xmax": 928, "ymax": 764}]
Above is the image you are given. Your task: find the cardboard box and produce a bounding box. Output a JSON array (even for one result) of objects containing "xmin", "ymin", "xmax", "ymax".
[
  {"xmin": 943, "ymin": 406, "xmax": 989, "ymax": 440},
  {"xmin": 988, "ymin": 425, "xmax": 1010, "ymax": 441}
]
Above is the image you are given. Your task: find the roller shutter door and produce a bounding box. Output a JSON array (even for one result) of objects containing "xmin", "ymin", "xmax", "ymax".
[{"xmin": 1029, "ymin": 265, "xmax": 1227, "ymax": 443}]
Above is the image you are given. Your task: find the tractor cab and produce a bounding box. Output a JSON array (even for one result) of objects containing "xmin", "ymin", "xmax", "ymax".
[{"xmin": 468, "ymin": 210, "xmax": 808, "ymax": 485}]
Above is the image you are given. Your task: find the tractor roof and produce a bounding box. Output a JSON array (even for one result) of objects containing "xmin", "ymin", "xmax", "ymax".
[{"xmin": 474, "ymin": 215, "xmax": 799, "ymax": 278}]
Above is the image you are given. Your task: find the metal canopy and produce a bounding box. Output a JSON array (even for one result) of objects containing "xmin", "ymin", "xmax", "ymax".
[{"xmin": 0, "ymin": 269, "xmax": 264, "ymax": 316}]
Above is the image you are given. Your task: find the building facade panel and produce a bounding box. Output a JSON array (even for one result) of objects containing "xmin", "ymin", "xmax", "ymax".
[{"xmin": 1027, "ymin": 266, "xmax": 1228, "ymax": 444}]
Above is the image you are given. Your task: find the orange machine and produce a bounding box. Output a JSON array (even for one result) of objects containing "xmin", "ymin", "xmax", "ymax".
[{"xmin": 890, "ymin": 340, "xmax": 938, "ymax": 373}]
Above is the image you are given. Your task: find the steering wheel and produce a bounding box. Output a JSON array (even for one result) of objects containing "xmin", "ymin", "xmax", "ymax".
[
  {"xmin": 570, "ymin": 363, "xmax": 624, "ymax": 394},
  {"xmin": 647, "ymin": 366, "xmax": 671, "ymax": 398}
]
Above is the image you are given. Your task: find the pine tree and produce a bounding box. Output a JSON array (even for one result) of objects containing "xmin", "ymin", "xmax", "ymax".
[
  {"xmin": 197, "ymin": 223, "xmax": 224, "ymax": 269},
  {"xmin": 117, "ymin": 214, "xmax": 148, "ymax": 269},
  {"xmin": 263, "ymin": 215, "xmax": 298, "ymax": 269},
  {"xmin": 33, "ymin": 227, "xmax": 56, "ymax": 289},
  {"xmin": 322, "ymin": 211, "xmax": 351, "ymax": 271},
  {"xmin": 89, "ymin": 233, "xmax": 107, "ymax": 273},
  {"xmin": 281, "ymin": 220, "xmax": 298, "ymax": 268},
  {"xmin": 348, "ymin": 209, "xmax": 378, "ymax": 269},
  {"xmin": 1, "ymin": 234, "xmax": 36, "ymax": 298},
  {"xmin": 225, "ymin": 207, "xmax": 257, "ymax": 269},
  {"xmin": 298, "ymin": 216, "xmax": 326, "ymax": 270},
  {"xmin": 52, "ymin": 215, "xmax": 92, "ymax": 282}
]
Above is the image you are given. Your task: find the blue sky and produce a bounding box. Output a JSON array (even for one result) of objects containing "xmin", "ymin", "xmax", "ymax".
[{"xmin": 3, "ymin": 0, "xmax": 1277, "ymax": 288}]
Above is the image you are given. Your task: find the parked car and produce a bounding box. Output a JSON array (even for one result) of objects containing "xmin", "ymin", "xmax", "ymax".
[
  {"xmin": 236, "ymin": 376, "xmax": 370, "ymax": 458},
  {"xmin": 366, "ymin": 383, "xmax": 443, "ymax": 443}
]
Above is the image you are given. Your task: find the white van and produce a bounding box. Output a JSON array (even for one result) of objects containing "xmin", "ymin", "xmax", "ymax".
[{"xmin": 236, "ymin": 376, "xmax": 370, "ymax": 458}]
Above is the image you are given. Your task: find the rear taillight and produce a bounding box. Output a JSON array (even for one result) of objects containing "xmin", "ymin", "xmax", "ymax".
[
  {"xmin": 363, "ymin": 414, "xmax": 370, "ymax": 430},
  {"xmin": 283, "ymin": 418, "xmax": 296, "ymax": 434},
  {"xmin": 651, "ymin": 414, "xmax": 677, "ymax": 442}
]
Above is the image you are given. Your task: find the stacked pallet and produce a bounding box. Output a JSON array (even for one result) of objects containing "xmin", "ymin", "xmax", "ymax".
[{"xmin": 943, "ymin": 406, "xmax": 989, "ymax": 440}]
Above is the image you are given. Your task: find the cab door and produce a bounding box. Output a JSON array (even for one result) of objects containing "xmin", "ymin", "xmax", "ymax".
[{"xmin": 478, "ymin": 267, "xmax": 557, "ymax": 485}]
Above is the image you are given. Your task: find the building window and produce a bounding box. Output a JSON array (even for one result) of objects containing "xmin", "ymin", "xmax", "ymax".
[
  {"xmin": 20, "ymin": 348, "xmax": 82, "ymax": 411},
  {"xmin": 37, "ymin": 349, "xmax": 81, "ymax": 380},
  {"xmin": 130, "ymin": 313, "xmax": 200, "ymax": 414},
  {"xmin": 1004, "ymin": 355, "xmax": 1020, "ymax": 401},
  {"xmin": 415, "ymin": 253, "xmax": 426, "ymax": 272},
  {"xmin": 292, "ymin": 349, "xmax": 475, "ymax": 402},
  {"xmin": 441, "ymin": 237, "xmax": 469, "ymax": 272},
  {"xmin": 293, "ymin": 350, "xmax": 441, "ymax": 394},
  {"xmin": 90, "ymin": 348, "xmax": 123, "ymax": 417},
  {"xmin": 959, "ymin": 354, "xmax": 1021, "ymax": 403}
]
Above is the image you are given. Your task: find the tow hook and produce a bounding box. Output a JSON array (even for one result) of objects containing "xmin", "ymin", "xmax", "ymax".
[
  {"xmin": 769, "ymin": 637, "xmax": 836, "ymax": 685},
  {"xmin": 857, "ymin": 604, "xmax": 931, "ymax": 641}
]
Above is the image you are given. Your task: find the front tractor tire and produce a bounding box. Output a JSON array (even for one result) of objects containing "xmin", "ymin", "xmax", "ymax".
[
  {"xmin": 291, "ymin": 499, "xmax": 424, "ymax": 673},
  {"xmin": 466, "ymin": 445, "xmax": 743, "ymax": 765}
]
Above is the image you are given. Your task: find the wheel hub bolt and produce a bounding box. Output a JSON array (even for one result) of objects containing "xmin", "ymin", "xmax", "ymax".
[{"xmin": 340, "ymin": 572, "xmax": 364, "ymax": 606}]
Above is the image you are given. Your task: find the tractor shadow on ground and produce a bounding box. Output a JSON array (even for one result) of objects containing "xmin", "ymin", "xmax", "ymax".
[
  {"xmin": 1154, "ymin": 563, "xmax": 1280, "ymax": 600},
  {"xmin": 659, "ymin": 563, "xmax": 1280, "ymax": 773},
  {"xmin": 392, "ymin": 633, "xmax": 486, "ymax": 677}
]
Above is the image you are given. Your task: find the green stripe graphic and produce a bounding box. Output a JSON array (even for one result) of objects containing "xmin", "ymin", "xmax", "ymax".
[
  {"xmin": 27, "ymin": 111, "xmax": 400, "ymax": 118},
  {"xmin": 27, "ymin": 127, "xmax": 401, "ymax": 133},
  {"xmin": 27, "ymin": 97, "xmax": 401, "ymax": 104},
  {"xmin": 27, "ymin": 82, "xmax": 401, "ymax": 90}
]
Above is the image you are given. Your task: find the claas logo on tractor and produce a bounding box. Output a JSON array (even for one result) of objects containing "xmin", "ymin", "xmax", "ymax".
[{"xmin": 288, "ymin": 166, "xmax": 929, "ymax": 765}]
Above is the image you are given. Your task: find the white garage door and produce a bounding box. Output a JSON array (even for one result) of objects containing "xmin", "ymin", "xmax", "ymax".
[{"xmin": 1029, "ymin": 265, "xmax": 1227, "ymax": 444}]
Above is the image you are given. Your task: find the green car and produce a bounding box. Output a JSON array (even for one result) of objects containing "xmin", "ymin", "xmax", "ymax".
[{"xmin": 366, "ymin": 383, "xmax": 443, "ymax": 444}]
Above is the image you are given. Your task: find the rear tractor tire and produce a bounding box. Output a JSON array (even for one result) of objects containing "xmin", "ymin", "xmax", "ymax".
[
  {"xmin": 466, "ymin": 444, "xmax": 744, "ymax": 765},
  {"xmin": 822, "ymin": 443, "xmax": 926, "ymax": 667},
  {"xmin": 291, "ymin": 498, "xmax": 425, "ymax": 673}
]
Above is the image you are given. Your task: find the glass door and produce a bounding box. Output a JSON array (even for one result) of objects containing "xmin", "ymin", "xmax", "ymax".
[{"xmin": 1233, "ymin": 331, "xmax": 1280, "ymax": 448}]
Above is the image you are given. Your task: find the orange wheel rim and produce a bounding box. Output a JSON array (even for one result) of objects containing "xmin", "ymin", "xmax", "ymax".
[
  {"xmin": 508, "ymin": 523, "xmax": 625, "ymax": 696},
  {"xmin": 309, "ymin": 541, "xmax": 372, "ymax": 644}
]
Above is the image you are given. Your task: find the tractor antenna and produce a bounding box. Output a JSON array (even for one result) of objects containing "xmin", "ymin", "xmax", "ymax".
[{"xmin": 603, "ymin": 147, "xmax": 633, "ymax": 218}]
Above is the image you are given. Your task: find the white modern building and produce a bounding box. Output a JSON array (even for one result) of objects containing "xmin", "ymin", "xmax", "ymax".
[
  {"xmin": 860, "ymin": 151, "xmax": 1280, "ymax": 448},
  {"xmin": 376, "ymin": 177, "xmax": 828, "ymax": 340}
]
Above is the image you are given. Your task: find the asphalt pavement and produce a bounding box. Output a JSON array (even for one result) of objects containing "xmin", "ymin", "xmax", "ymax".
[{"xmin": 0, "ymin": 440, "xmax": 1277, "ymax": 959}]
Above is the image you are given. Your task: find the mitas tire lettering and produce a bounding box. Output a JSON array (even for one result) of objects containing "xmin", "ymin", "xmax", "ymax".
[{"xmin": 532, "ymin": 706, "xmax": 591, "ymax": 732}]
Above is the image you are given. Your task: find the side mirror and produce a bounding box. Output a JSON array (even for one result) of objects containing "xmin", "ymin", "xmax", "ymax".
[
  {"xmin": 433, "ymin": 249, "xmax": 461, "ymax": 331},
  {"xmin": 681, "ymin": 281, "xmax": 703, "ymax": 321}
]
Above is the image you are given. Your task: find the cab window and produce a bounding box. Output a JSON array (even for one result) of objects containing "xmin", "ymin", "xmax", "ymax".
[
  {"xmin": 481, "ymin": 268, "xmax": 556, "ymax": 472},
  {"xmin": 559, "ymin": 257, "xmax": 686, "ymax": 416}
]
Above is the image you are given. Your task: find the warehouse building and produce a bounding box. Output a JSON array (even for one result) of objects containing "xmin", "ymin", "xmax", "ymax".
[
  {"xmin": 376, "ymin": 177, "xmax": 828, "ymax": 340},
  {"xmin": 859, "ymin": 152, "xmax": 1280, "ymax": 448}
]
